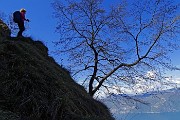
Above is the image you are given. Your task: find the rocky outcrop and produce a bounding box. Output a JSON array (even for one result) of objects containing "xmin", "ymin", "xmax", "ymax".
[{"xmin": 0, "ymin": 19, "xmax": 11, "ymax": 40}]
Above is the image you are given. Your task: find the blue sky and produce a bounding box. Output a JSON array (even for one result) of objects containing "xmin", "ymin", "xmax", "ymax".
[{"xmin": 0, "ymin": 0, "xmax": 179, "ymax": 80}]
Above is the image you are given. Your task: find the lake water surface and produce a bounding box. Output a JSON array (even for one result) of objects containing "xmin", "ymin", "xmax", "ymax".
[{"xmin": 114, "ymin": 112, "xmax": 180, "ymax": 120}]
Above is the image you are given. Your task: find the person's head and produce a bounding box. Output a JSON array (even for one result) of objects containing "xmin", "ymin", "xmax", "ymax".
[{"xmin": 20, "ymin": 8, "xmax": 26, "ymax": 13}]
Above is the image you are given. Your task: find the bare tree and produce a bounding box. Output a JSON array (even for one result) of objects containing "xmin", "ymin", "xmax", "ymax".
[{"xmin": 52, "ymin": 0, "xmax": 180, "ymax": 97}]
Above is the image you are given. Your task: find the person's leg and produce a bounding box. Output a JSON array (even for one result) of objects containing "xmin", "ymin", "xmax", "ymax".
[{"xmin": 17, "ymin": 22, "xmax": 25, "ymax": 37}]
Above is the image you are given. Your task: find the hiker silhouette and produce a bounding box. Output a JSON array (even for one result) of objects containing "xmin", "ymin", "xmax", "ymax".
[{"xmin": 13, "ymin": 8, "xmax": 30, "ymax": 37}]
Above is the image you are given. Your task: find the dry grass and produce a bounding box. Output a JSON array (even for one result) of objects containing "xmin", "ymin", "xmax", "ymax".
[{"xmin": 0, "ymin": 37, "xmax": 114, "ymax": 120}]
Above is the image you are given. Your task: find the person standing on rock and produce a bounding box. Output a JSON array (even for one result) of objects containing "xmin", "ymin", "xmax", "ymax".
[{"xmin": 13, "ymin": 8, "xmax": 30, "ymax": 37}]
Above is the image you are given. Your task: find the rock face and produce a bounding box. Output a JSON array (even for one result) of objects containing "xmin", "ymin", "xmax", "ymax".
[
  {"xmin": 0, "ymin": 19, "xmax": 11, "ymax": 40},
  {"xmin": 0, "ymin": 21, "xmax": 114, "ymax": 120}
]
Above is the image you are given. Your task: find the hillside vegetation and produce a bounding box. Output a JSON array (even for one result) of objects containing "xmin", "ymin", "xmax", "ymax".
[{"xmin": 0, "ymin": 20, "xmax": 114, "ymax": 120}]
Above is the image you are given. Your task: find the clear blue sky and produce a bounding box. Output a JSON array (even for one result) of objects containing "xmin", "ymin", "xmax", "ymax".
[{"xmin": 0, "ymin": 0, "xmax": 179, "ymax": 79}]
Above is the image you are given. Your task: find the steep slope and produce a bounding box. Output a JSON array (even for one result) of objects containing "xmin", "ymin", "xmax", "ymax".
[{"xmin": 0, "ymin": 21, "xmax": 114, "ymax": 120}]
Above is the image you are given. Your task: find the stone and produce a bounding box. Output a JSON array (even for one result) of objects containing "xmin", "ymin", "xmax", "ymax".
[{"xmin": 0, "ymin": 19, "xmax": 11, "ymax": 40}]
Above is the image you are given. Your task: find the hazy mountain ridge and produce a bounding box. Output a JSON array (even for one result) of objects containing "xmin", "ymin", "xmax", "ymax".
[{"xmin": 101, "ymin": 88, "xmax": 180, "ymax": 114}]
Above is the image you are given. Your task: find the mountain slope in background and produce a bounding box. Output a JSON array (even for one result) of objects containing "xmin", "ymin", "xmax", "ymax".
[
  {"xmin": 0, "ymin": 20, "xmax": 114, "ymax": 120},
  {"xmin": 101, "ymin": 88, "xmax": 180, "ymax": 115}
]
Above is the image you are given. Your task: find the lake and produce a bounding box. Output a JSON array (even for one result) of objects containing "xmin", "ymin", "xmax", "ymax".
[{"xmin": 114, "ymin": 112, "xmax": 180, "ymax": 120}]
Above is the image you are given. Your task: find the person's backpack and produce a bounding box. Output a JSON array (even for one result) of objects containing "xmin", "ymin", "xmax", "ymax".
[{"xmin": 13, "ymin": 11, "xmax": 21, "ymax": 23}]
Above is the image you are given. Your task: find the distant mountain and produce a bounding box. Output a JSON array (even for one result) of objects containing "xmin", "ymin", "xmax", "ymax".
[{"xmin": 101, "ymin": 88, "xmax": 180, "ymax": 114}]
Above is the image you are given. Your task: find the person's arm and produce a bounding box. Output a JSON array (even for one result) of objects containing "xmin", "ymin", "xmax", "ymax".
[{"xmin": 21, "ymin": 12, "xmax": 30, "ymax": 22}]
